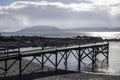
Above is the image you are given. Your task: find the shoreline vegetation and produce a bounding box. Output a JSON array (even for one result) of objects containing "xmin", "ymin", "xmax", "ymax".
[{"xmin": 0, "ymin": 35, "xmax": 119, "ymax": 48}]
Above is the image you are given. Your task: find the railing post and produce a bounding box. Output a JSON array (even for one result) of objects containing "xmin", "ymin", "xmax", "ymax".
[{"xmin": 18, "ymin": 47, "xmax": 20, "ymax": 55}]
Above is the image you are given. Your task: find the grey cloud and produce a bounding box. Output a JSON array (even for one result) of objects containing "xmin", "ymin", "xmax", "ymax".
[
  {"xmin": 0, "ymin": 13, "xmax": 26, "ymax": 32},
  {"xmin": 44, "ymin": 0, "xmax": 93, "ymax": 4},
  {"xmin": 114, "ymin": 14, "xmax": 120, "ymax": 20},
  {"xmin": 78, "ymin": 0, "xmax": 93, "ymax": 3},
  {"xmin": 0, "ymin": 1, "xmax": 120, "ymax": 32},
  {"xmin": 6, "ymin": 3, "xmax": 110, "ymax": 21},
  {"xmin": 43, "ymin": 0, "xmax": 80, "ymax": 3}
]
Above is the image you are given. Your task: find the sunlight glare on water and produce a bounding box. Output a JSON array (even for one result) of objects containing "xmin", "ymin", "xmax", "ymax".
[{"xmin": 80, "ymin": 32, "xmax": 120, "ymax": 39}]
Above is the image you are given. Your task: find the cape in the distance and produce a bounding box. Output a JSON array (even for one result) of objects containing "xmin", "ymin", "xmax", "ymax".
[{"xmin": 1, "ymin": 25, "xmax": 120, "ymax": 37}]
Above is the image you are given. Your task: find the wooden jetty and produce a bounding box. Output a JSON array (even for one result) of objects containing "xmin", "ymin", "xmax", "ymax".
[{"xmin": 0, "ymin": 42, "xmax": 109, "ymax": 77}]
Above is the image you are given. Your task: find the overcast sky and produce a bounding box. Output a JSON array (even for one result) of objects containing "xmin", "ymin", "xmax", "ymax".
[{"xmin": 0, "ymin": 0, "xmax": 120, "ymax": 32}]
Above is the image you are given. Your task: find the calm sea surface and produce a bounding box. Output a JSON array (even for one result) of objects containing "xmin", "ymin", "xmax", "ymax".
[{"xmin": 22, "ymin": 32, "xmax": 120, "ymax": 75}]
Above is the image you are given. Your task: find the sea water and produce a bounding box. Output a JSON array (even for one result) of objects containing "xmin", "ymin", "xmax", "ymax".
[{"xmin": 21, "ymin": 32, "xmax": 120, "ymax": 75}]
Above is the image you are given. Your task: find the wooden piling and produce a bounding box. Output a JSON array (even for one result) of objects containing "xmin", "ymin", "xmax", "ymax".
[
  {"xmin": 42, "ymin": 54, "xmax": 44, "ymax": 69},
  {"xmin": 18, "ymin": 46, "xmax": 22, "ymax": 77},
  {"xmin": 55, "ymin": 52, "xmax": 58, "ymax": 71},
  {"xmin": 78, "ymin": 49, "xmax": 81, "ymax": 71},
  {"xmin": 65, "ymin": 51, "xmax": 68, "ymax": 70}
]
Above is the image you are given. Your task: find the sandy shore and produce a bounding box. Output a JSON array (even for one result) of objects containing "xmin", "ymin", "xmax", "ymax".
[{"xmin": 0, "ymin": 59, "xmax": 120, "ymax": 80}]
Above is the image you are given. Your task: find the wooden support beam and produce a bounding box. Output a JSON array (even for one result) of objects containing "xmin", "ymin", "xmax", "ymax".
[
  {"xmin": 5, "ymin": 59, "xmax": 7, "ymax": 76},
  {"xmin": 42, "ymin": 54, "xmax": 44, "ymax": 69},
  {"xmin": 57, "ymin": 52, "xmax": 66, "ymax": 66},
  {"xmin": 78, "ymin": 49, "xmax": 81, "ymax": 71},
  {"xmin": 70, "ymin": 50, "xmax": 78, "ymax": 60},
  {"xmin": 55, "ymin": 52, "xmax": 58, "ymax": 71},
  {"xmin": 94, "ymin": 50, "xmax": 97, "ymax": 69},
  {"xmin": 4, "ymin": 49, "xmax": 7, "ymax": 77},
  {"xmin": 7, "ymin": 59, "xmax": 17, "ymax": 71},
  {"xmin": 106, "ymin": 42, "xmax": 109, "ymax": 67},
  {"xmin": 44, "ymin": 54, "xmax": 55, "ymax": 66},
  {"xmin": 92, "ymin": 47, "xmax": 95, "ymax": 71},
  {"xmin": 19, "ymin": 55, "xmax": 22, "ymax": 77},
  {"xmin": 21, "ymin": 57, "xmax": 35, "ymax": 73},
  {"xmin": 65, "ymin": 51, "xmax": 68, "ymax": 70}
]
